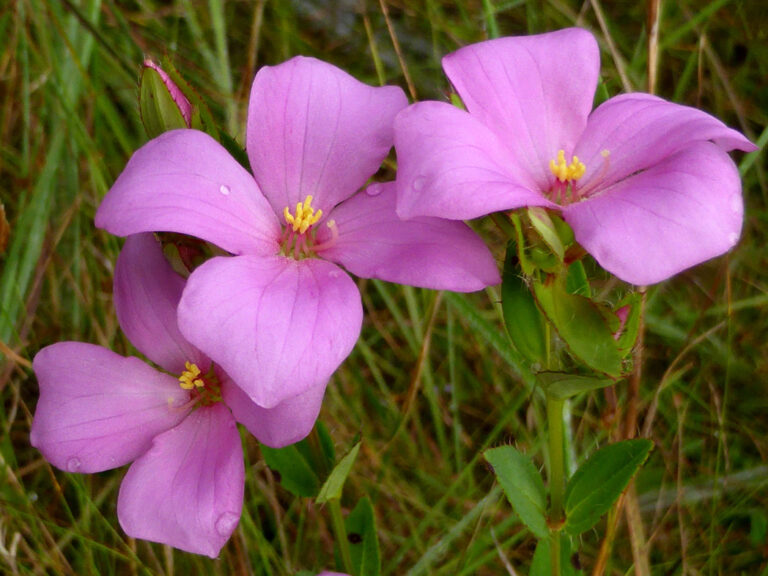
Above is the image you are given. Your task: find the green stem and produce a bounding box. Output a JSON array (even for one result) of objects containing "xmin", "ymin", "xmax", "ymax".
[
  {"xmin": 329, "ymin": 499, "xmax": 354, "ymax": 575},
  {"xmin": 547, "ymin": 396, "xmax": 566, "ymax": 576}
]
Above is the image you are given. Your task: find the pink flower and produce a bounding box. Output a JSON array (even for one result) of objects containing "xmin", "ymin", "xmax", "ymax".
[
  {"xmin": 394, "ymin": 28, "xmax": 757, "ymax": 285},
  {"xmin": 96, "ymin": 57, "xmax": 500, "ymax": 409},
  {"xmin": 30, "ymin": 234, "xmax": 326, "ymax": 557}
]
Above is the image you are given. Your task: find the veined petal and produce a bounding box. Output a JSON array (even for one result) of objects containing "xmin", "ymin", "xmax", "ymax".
[
  {"xmin": 442, "ymin": 28, "xmax": 600, "ymax": 190},
  {"xmin": 394, "ymin": 101, "xmax": 552, "ymax": 220},
  {"xmin": 575, "ymin": 93, "xmax": 757, "ymax": 192},
  {"xmin": 30, "ymin": 343, "xmax": 190, "ymax": 473},
  {"xmin": 177, "ymin": 255, "xmax": 362, "ymax": 408},
  {"xmin": 247, "ymin": 56, "xmax": 407, "ymax": 215},
  {"xmin": 563, "ymin": 142, "xmax": 743, "ymax": 285},
  {"xmin": 117, "ymin": 403, "xmax": 244, "ymax": 558},
  {"xmin": 96, "ymin": 129, "xmax": 281, "ymax": 256},
  {"xmin": 320, "ymin": 182, "xmax": 501, "ymax": 291},
  {"xmin": 222, "ymin": 377, "xmax": 326, "ymax": 448},
  {"xmin": 115, "ymin": 234, "xmax": 204, "ymax": 374}
]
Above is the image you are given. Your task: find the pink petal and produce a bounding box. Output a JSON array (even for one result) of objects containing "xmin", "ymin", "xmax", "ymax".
[
  {"xmin": 319, "ymin": 182, "xmax": 501, "ymax": 291},
  {"xmin": 222, "ymin": 377, "xmax": 326, "ymax": 448},
  {"xmin": 114, "ymin": 234, "xmax": 204, "ymax": 374},
  {"xmin": 117, "ymin": 403, "xmax": 244, "ymax": 558},
  {"xmin": 177, "ymin": 255, "xmax": 362, "ymax": 408},
  {"xmin": 442, "ymin": 28, "xmax": 600, "ymax": 190},
  {"xmin": 96, "ymin": 129, "xmax": 281, "ymax": 256},
  {"xmin": 575, "ymin": 94, "xmax": 757, "ymax": 193},
  {"xmin": 246, "ymin": 56, "xmax": 407, "ymax": 215},
  {"xmin": 30, "ymin": 342, "xmax": 190, "ymax": 473},
  {"xmin": 563, "ymin": 142, "xmax": 743, "ymax": 285},
  {"xmin": 394, "ymin": 101, "xmax": 553, "ymax": 220}
]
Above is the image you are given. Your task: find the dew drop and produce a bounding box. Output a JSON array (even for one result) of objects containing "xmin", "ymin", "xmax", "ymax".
[
  {"xmin": 365, "ymin": 185, "xmax": 382, "ymax": 196},
  {"xmin": 66, "ymin": 457, "xmax": 82, "ymax": 472},
  {"xmin": 215, "ymin": 512, "xmax": 239, "ymax": 537},
  {"xmin": 328, "ymin": 270, "xmax": 340, "ymax": 278},
  {"xmin": 413, "ymin": 176, "xmax": 426, "ymax": 192},
  {"xmin": 219, "ymin": 184, "xmax": 231, "ymax": 196}
]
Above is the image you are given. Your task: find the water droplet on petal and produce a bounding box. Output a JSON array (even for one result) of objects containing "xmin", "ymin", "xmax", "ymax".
[
  {"xmin": 328, "ymin": 270, "xmax": 340, "ymax": 278},
  {"xmin": 219, "ymin": 184, "xmax": 231, "ymax": 196},
  {"xmin": 728, "ymin": 232, "xmax": 739, "ymax": 245},
  {"xmin": 413, "ymin": 176, "xmax": 426, "ymax": 192},
  {"xmin": 215, "ymin": 512, "xmax": 239, "ymax": 537},
  {"xmin": 66, "ymin": 457, "xmax": 82, "ymax": 472},
  {"xmin": 365, "ymin": 185, "xmax": 382, "ymax": 196}
]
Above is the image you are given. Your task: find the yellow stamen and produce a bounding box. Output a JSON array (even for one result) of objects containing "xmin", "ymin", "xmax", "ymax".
[
  {"xmin": 284, "ymin": 195, "xmax": 323, "ymax": 233},
  {"xmin": 549, "ymin": 150, "xmax": 586, "ymax": 183},
  {"xmin": 179, "ymin": 361, "xmax": 205, "ymax": 390}
]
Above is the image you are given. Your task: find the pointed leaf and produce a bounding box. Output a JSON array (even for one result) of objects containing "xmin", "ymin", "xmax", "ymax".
[
  {"xmin": 564, "ymin": 438, "xmax": 653, "ymax": 535},
  {"xmin": 260, "ymin": 443, "xmax": 320, "ymax": 498},
  {"xmin": 537, "ymin": 372, "xmax": 614, "ymax": 400},
  {"xmin": 502, "ymin": 241, "xmax": 547, "ymax": 365},
  {"xmin": 528, "ymin": 207, "xmax": 565, "ymax": 261},
  {"xmin": 533, "ymin": 276, "xmax": 624, "ymax": 377},
  {"xmin": 345, "ymin": 497, "xmax": 381, "ymax": 576},
  {"xmin": 316, "ymin": 442, "xmax": 361, "ymax": 504},
  {"xmin": 484, "ymin": 445, "xmax": 548, "ymax": 539}
]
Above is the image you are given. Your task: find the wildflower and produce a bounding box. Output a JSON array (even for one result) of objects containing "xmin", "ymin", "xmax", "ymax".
[
  {"xmin": 30, "ymin": 234, "xmax": 327, "ymax": 557},
  {"xmin": 394, "ymin": 28, "xmax": 757, "ymax": 285},
  {"xmin": 96, "ymin": 57, "xmax": 500, "ymax": 409}
]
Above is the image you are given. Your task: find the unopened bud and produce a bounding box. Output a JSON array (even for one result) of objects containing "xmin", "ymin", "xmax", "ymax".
[{"xmin": 139, "ymin": 59, "xmax": 193, "ymax": 138}]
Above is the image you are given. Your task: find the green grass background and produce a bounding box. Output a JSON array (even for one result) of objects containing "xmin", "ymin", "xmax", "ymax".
[{"xmin": 1, "ymin": 0, "xmax": 766, "ymax": 574}]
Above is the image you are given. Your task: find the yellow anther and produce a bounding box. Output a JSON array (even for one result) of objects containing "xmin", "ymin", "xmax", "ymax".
[
  {"xmin": 284, "ymin": 195, "xmax": 323, "ymax": 233},
  {"xmin": 549, "ymin": 149, "xmax": 586, "ymax": 183},
  {"xmin": 179, "ymin": 361, "xmax": 205, "ymax": 390}
]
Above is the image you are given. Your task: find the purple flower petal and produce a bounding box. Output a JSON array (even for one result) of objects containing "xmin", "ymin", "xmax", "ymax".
[
  {"xmin": 114, "ymin": 234, "xmax": 204, "ymax": 374},
  {"xmin": 320, "ymin": 182, "xmax": 501, "ymax": 290},
  {"xmin": 395, "ymin": 101, "xmax": 553, "ymax": 220},
  {"xmin": 563, "ymin": 142, "xmax": 743, "ymax": 285},
  {"xmin": 246, "ymin": 56, "xmax": 408, "ymax": 215},
  {"xmin": 222, "ymin": 377, "xmax": 326, "ymax": 448},
  {"xmin": 442, "ymin": 28, "xmax": 600, "ymax": 190},
  {"xmin": 30, "ymin": 342, "xmax": 190, "ymax": 473},
  {"xmin": 96, "ymin": 129, "xmax": 281, "ymax": 256},
  {"xmin": 177, "ymin": 255, "xmax": 362, "ymax": 408},
  {"xmin": 575, "ymin": 93, "xmax": 758, "ymax": 194},
  {"xmin": 117, "ymin": 403, "xmax": 244, "ymax": 558}
]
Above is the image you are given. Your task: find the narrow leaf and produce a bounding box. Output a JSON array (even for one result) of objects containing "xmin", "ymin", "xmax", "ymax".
[
  {"xmin": 564, "ymin": 439, "xmax": 653, "ymax": 535},
  {"xmin": 502, "ymin": 242, "xmax": 547, "ymax": 365},
  {"xmin": 316, "ymin": 442, "xmax": 361, "ymax": 504},
  {"xmin": 260, "ymin": 443, "xmax": 319, "ymax": 498},
  {"xmin": 537, "ymin": 372, "xmax": 614, "ymax": 400},
  {"xmin": 484, "ymin": 445, "xmax": 549, "ymax": 539},
  {"xmin": 346, "ymin": 497, "xmax": 381, "ymax": 576}
]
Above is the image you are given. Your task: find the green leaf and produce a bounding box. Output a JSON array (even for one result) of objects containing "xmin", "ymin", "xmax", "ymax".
[
  {"xmin": 260, "ymin": 442, "xmax": 320, "ymax": 498},
  {"xmin": 528, "ymin": 207, "xmax": 565, "ymax": 261},
  {"xmin": 316, "ymin": 441, "xmax": 361, "ymax": 504},
  {"xmin": 533, "ymin": 276, "xmax": 624, "ymax": 377},
  {"xmin": 564, "ymin": 439, "xmax": 653, "ymax": 535},
  {"xmin": 345, "ymin": 497, "xmax": 381, "ymax": 576},
  {"xmin": 484, "ymin": 445, "xmax": 549, "ymax": 539},
  {"xmin": 501, "ymin": 241, "xmax": 547, "ymax": 365},
  {"xmin": 139, "ymin": 66, "xmax": 189, "ymax": 139},
  {"xmin": 537, "ymin": 372, "xmax": 614, "ymax": 400},
  {"xmin": 565, "ymin": 261, "xmax": 590, "ymax": 297},
  {"xmin": 614, "ymin": 292, "xmax": 643, "ymax": 355}
]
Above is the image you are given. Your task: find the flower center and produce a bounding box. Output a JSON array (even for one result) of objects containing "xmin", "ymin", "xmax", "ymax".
[
  {"xmin": 178, "ymin": 361, "xmax": 222, "ymax": 407},
  {"xmin": 549, "ymin": 150, "xmax": 586, "ymax": 183},
  {"xmin": 280, "ymin": 195, "xmax": 338, "ymax": 259}
]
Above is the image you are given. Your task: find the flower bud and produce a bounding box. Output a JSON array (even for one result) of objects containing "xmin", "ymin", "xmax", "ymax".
[{"xmin": 139, "ymin": 59, "xmax": 193, "ymax": 138}]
